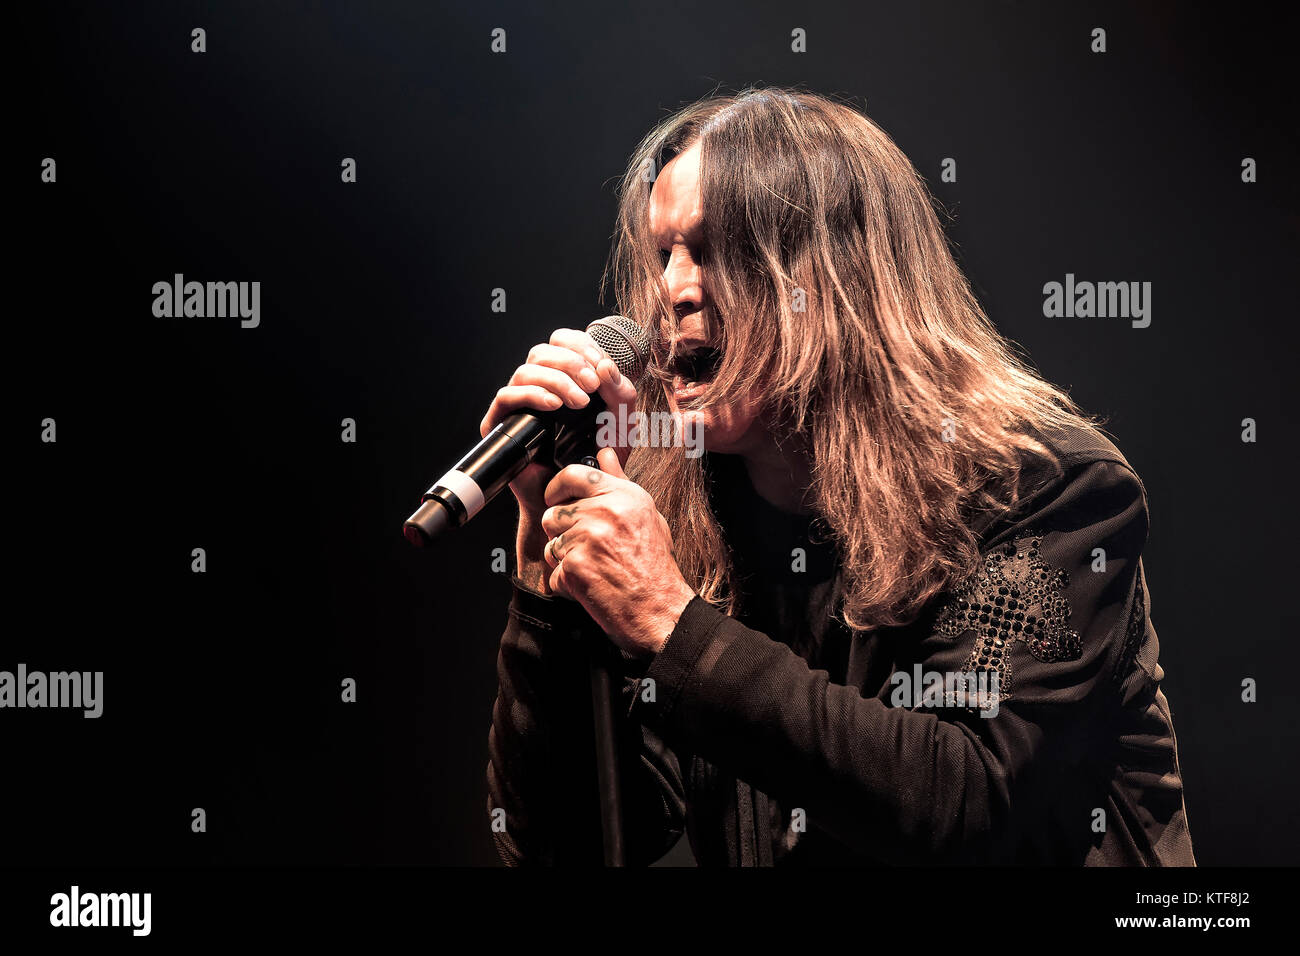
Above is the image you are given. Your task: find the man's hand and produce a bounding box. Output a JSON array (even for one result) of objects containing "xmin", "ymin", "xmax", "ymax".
[
  {"xmin": 475, "ymin": 326, "xmax": 639, "ymax": 596},
  {"xmin": 539, "ymin": 447, "xmax": 696, "ymax": 657}
]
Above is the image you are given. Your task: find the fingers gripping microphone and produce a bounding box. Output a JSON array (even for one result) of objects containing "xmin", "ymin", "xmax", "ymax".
[{"xmin": 403, "ymin": 316, "xmax": 652, "ymax": 547}]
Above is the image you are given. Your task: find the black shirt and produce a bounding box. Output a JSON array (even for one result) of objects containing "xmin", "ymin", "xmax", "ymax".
[{"xmin": 486, "ymin": 423, "xmax": 1196, "ymax": 866}]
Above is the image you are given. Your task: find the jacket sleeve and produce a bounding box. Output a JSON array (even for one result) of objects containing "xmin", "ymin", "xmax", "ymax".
[
  {"xmin": 632, "ymin": 458, "xmax": 1149, "ymax": 864},
  {"xmin": 486, "ymin": 576, "xmax": 687, "ymax": 865}
]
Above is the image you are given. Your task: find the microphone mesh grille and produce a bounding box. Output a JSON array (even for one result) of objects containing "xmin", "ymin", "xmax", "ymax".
[{"xmin": 586, "ymin": 315, "xmax": 652, "ymax": 383}]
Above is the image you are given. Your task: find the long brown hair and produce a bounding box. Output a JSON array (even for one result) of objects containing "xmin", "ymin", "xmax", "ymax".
[{"xmin": 601, "ymin": 87, "xmax": 1107, "ymax": 631}]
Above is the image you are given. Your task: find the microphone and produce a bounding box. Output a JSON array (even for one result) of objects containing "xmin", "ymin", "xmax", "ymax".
[{"xmin": 402, "ymin": 315, "xmax": 652, "ymax": 547}]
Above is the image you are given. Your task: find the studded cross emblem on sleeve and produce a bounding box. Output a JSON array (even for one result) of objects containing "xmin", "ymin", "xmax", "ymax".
[{"xmin": 933, "ymin": 529, "xmax": 1082, "ymax": 702}]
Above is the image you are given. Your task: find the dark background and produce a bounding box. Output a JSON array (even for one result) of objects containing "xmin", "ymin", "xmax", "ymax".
[{"xmin": 11, "ymin": 0, "xmax": 1298, "ymax": 867}]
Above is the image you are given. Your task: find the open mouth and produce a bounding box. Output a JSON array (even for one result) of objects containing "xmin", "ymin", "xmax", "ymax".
[{"xmin": 670, "ymin": 346, "xmax": 722, "ymax": 399}]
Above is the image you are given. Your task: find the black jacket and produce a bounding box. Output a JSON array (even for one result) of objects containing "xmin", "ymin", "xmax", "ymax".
[{"xmin": 486, "ymin": 423, "xmax": 1196, "ymax": 865}]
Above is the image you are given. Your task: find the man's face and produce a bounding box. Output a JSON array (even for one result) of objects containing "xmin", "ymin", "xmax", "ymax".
[{"xmin": 647, "ymin": 142, "xmax": 765, "ymax": 456}]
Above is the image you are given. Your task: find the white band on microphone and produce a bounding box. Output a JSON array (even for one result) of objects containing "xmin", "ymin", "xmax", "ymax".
[{"xmin": 428, "ymin": 469, "xmax": 486, "ymax": 519}]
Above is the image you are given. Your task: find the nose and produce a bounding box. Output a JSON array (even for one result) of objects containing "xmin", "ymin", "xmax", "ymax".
[{"xmin": 663, "ymin": 247, "xmax": 703, "ymax": 322}]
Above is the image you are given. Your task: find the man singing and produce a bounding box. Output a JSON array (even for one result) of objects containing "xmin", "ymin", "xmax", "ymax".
[{"xmin": 483, "ymin": 87, "xmax": 1195, "ymax": 866}]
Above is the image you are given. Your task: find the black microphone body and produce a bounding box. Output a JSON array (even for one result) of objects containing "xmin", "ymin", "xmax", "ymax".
[
  {"xmin": 403, "ymin": 316, "xmax": 648, "ymax": 547},
  {"xmin": 403, "ymin": 397, "xmax": 609, "ymax": 547}
]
